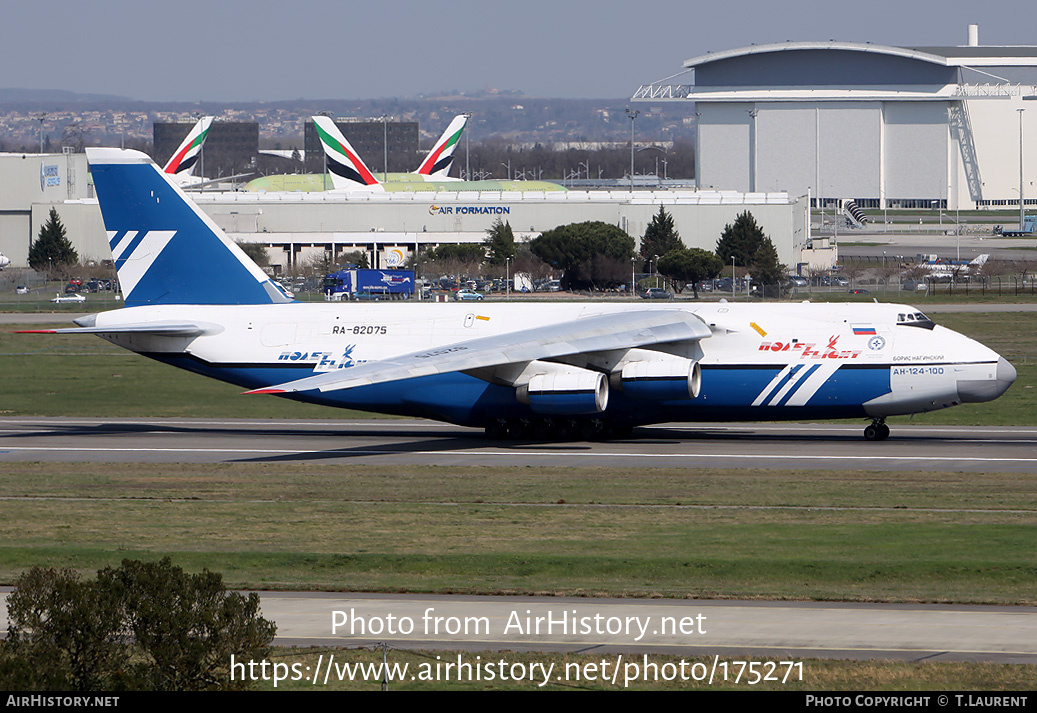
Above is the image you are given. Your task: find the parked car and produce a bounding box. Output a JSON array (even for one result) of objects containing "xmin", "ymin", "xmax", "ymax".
[
  {"xmin": 787, "ymin": 275, "xmax": 808, "ymax": 287},
  {"xmin": 640, "ymin": 287, "xmax": 672, "ymax": 300},
  {"xmin": 454, "ymin": 289, "xmax": 484, "ymax": 301},
  {"xmin": 15, "ymin": 285, "xmax": 29, "ymax": 294}
]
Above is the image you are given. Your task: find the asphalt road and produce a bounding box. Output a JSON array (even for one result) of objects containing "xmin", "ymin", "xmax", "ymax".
[
  {"xmin": 2, "ymin": 417, "xmax": 1036, "ymax": 473},
  {"xmin": 256, "ymin": 592, "xmax": 1037, "ymax": 664},
  {"xmin": 3, "ymin": 590, "xmax": 1033, "ymax": 664}
]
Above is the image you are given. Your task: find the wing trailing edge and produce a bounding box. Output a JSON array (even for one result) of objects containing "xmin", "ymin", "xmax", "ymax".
[{"xmin": 246, "ymin": 310, "xmax": 711, "ymax": 395}]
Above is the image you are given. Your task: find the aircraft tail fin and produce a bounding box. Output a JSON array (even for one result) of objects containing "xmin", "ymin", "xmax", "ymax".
[
  {"xmin": 415, "ymin": 114, "xmax": 468, "ymax": 179},
  {"xmin": 971, "ymin": 254, "xmax": 990, "ymax": 267},
  {"xmin": 162, "ymin": 116, "xmax": 214, "ymax": 176},
  {"xmin": 87, "ymin": 148, "xmax": 292, "ymax": 307},
  {"xmin": 312, "ymin": 116, "xmax": 381, "ymax": 190}
]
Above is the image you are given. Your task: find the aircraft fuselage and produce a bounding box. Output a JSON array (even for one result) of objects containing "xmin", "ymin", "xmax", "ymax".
[{"xmin": 77, "ymin": 300, "xmax": 1014, "ymax": 430}]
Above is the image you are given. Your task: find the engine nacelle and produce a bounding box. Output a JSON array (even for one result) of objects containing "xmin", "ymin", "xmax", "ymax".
[
  {"xmin": 516, "ymin": 370, "xmax": 609, "ymax": 415},
  {"xmin": 617, "ymin": 358, "xmax": 700, "ymax": 401}
]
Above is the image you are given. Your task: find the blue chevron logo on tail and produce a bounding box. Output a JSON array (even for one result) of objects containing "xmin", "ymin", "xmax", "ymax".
[{"xmin": 87, "ymin": 148, "xmax": 291, "ymax": 307}]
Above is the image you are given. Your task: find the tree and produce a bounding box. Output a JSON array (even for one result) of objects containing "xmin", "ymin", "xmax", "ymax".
[
  {"xmin": 235, "ymin": 240, "xmax": 269, "ymax": 267},
  {"xmin": 0, "ymin": 558, "xmax": 275, "ymax": 691},
  {"xmin": 715, "ymin": 211, "xmax": 786, "ymax": 297},
  {"xmin": 427, "ymin": 243, "xmax": 486, "ymax": 281},
  {"xmin": 28, "ymin": 207, "xmax": 78, "ymax": 273},
  {"xmin": 483, "ymin": 218, "xmax": 516, "ymax": 267},
  {"xmin": 640, "ymin": 206, "xmax": 683, "ymax": 265},
  {"xmin": 715, "ymin": 211, "xmax": 765, "ymax": 269},
  {"xmin": 337, "ymin": 250, "xmax": 370, "ymax": 269},
  {"xmin": 0, "ymin": 567, "xmax": 126, "ymax": 691},
  {"xmin": 657, "ymin": 248, "xmax": 724, "ymax": 298},
  {"xmin": 748, "ymin": 235, "xmax": 786, "ymax": 296},
  {"xmin": 530, "ymin": 221, "xmax": 634, "ymax": 290},
  {"xmin": 100, "ymin": 559, "xmax": 276, "ymax": 691}
]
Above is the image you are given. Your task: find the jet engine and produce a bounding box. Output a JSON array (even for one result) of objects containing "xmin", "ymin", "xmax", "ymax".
[
  {"xmin": 615, "ymin": 357, "xmax": 701, "ymax": 401},
  {"xmin": 516, "ymin": 369, "xmax": 609, "ymax": 415}
]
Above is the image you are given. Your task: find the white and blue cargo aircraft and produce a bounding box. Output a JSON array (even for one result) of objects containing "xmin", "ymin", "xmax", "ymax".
[{"xmin": 35, "ymin": 148, "xmax": 1016, "ymax": 441}]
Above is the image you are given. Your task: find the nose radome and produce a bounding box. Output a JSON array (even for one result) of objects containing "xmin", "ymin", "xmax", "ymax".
[
  {"xmin": 998, "ymin": 356, "xmax": 1018, "ymax": 386},
  {"xmin": 957, "ymin": 357, "xmax": 1017, "ymax": 403}
]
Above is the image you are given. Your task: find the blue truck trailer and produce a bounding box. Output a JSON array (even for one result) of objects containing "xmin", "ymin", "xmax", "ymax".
[{"xmin": 322, "ymin": 269, "xmax": 415, "ymax": 300}]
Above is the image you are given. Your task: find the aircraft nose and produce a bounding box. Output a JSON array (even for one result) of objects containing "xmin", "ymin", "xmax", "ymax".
[{"xmin": 957, "ymin": 357, "xmax": 1017, "ymax": 403}]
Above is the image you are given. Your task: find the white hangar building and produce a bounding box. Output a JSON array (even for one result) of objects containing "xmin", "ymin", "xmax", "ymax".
[
  {"xmin": 634, "ymin": 25, "xmax": 1037, "ymax": 212},
  {"xmin": 38, "ymin": 188, "xmax": 814, "ymax": 273}
]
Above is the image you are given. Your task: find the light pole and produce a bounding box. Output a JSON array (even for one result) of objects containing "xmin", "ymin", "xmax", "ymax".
[
  {"xmin": 626, "ymin": 109, "xmax": 639, "ymax": 190},
  {"xmin": 193, "ymin": 112, "xmax": 205, "ymax": 190},
  {"xmin": 637, "ymin": 145, "xmax": 668, "ymax": 181},
  {"xmin": 1019, "ymin": 108, "xmax": 1026, "ymax": 232},
  {"xmin": 380, "ymin": 114, "xmax": 392, "ymax": 183},
  {"xmin": 631, "ymin": 256, "xmax": 636, "ymax": 295},
  {"xmin": 464, "ymin": 112, "xmax": 472, "ymax": 181},
  {"xmin": 731, "ymin": 256, "xmax": 736, "ymax": 296},
  {"xmin": 505, "ymin": 257, "xmax": 511, "ymax": 299},
  {"xmin": 317, "ymin": 111, "xmax": 333, "ymax": 190},
  {"xmin": 34, "ymin": 112, "xmax": 46, "ymax": 153}
]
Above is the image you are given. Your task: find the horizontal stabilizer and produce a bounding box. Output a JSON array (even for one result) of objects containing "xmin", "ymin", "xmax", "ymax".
[
  {"xmin": 247, "ymin": 310, "xmax": 711, "ymax": 395},
  {"xmin": 15, "ymin": 323, "xmax": 210, "ymax": 337}
]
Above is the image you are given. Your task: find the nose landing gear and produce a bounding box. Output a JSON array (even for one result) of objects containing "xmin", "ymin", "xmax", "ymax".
[{"xmin": 864, "ymin": 418, "xmax": 890, "ymax": 441}]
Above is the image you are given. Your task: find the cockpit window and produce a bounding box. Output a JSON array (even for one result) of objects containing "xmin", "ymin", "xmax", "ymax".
[{"xmin": 896, "ymin": 311, "xmax": 935, "ymax": 330}]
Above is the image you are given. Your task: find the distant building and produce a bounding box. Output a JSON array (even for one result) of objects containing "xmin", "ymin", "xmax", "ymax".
[
  {"xmin": 303, "ymin": 118, "xmax": 419, "ymax": 174},
  {"xmin": 154, "ymin": 121, "xmax": 258, "ymax": 178},
  {"xmin": 634, "ymin": 25, "xmax": 1037, "ymax": 211},
  {"xmin": 0, "ymin": 151, "xmax": 90, "ymax": 267}
]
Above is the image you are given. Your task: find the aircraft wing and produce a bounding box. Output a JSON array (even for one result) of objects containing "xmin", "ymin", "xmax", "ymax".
[{"xmin": 249, "ymin": 309, "xmax": 711, "ymax": 394}]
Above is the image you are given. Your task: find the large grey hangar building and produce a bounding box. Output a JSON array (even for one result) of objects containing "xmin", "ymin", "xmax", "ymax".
[{"xmin": 634, "ymin": 25, "xmax": 1037, "ymax": 211}]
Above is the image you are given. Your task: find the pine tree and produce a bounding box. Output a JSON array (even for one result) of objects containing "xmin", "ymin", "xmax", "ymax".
[
  {"xmin": 715, "ymin": 211, "xmax": 764, "ymax": 268},
  {"xmin": 715, "ymin": 211, "xmax": 786, "ymax": 296},
  {"xmin": 28, "ymin": 208, "xmax": 78, "ymax": 272},
  {"xmin": 483, "ymin": 218, "xmax": 516, "ymax": 266},
  {"xmin": 640, "ymin": 206, "xmax": 683, "ymax": 264}
]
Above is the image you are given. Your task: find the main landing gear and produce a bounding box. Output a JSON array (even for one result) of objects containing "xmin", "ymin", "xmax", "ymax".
[
  {"xmin": 863, "ymin": 418, "xmax": 890, "ymax": 441},
  {"xmin": 484, "ymin": 417, "xmax": 632, "ymax": 442}
]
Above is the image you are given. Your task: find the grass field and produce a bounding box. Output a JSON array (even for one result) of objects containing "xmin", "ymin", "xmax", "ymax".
[{"xmin": 1, "ymin": 463, "xmax": 1035, "ymax": 604}]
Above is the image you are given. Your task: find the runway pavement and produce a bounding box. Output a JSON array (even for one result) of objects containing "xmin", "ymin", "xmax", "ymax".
[
  {"xmin": 256, "ymin": 592, "xmax": 1037, "ymax": 663},
  {"xmin": 1, "ymin": 417, "xmax": 1036, "ymax": 472}
]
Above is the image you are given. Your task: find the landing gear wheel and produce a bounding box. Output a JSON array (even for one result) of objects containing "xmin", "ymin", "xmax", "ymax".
[
  {"xmin": 531, "ymin": 418, "xmax": 555, "ymax": 441},
  {"xmin": 485, "ymin": 420, "xmax": 507, "ymax": 440},
  {"xmin": 864, "ymin": 420, "xmax": 890, "ymax": 441},
  {"xmin": 578, "ymin": 419, "xmax": 603, "ymax": 441},
  {"xmin": 505, "ymin": 418, "xmax": 532, "ymax": 440}
]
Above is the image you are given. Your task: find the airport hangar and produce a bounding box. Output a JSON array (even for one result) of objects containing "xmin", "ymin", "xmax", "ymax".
[
  {"xmin": 29, "ymin": 187, "xmax": 814, "ymax": 275},
  {"xmin": 633, "ymin": 25, "xmax": 1037, "ymax": 213}
]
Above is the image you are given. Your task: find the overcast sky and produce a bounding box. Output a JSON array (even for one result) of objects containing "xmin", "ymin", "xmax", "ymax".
[{"xmin": 3, "ymin": 0, "xmax": 1035, "ymax": 102}]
